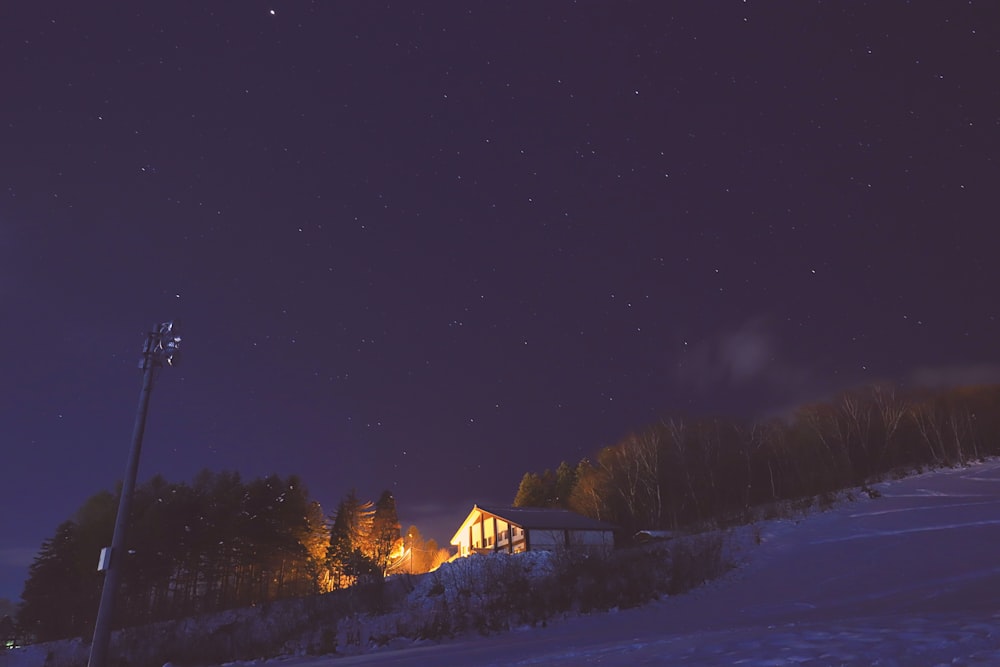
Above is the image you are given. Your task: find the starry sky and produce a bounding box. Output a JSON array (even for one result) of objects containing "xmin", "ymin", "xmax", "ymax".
[{"xmin": 2, "ymin": 1, "xmax": 999, "ymax": 601}]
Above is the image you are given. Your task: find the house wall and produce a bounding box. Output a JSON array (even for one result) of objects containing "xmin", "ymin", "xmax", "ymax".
[
  {"xmin": 568, "ymin": 530, "xmax": 614, "ymax": 549},
  {"xmin": 455, "ymin": 515, "xmax": 521, "ymax": 556},
  {"xmin": 453, "ymin": 511, "xmax": 613, "ymax": 558},
  {"xmin": 527, "ymin": 528, "xmax": 613, "ymax": 554}
]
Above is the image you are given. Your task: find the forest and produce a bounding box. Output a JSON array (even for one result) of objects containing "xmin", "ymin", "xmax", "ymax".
[
  {"xmin": 514, "ymin": 383, "xmax": 1000, "ymax": 532},
  {"xmin": 11, "ymin": 473, "xmax": 447, "ymax": 644},
  {"xmin": 8, "ymin": 381, "xmax": 1000, "ymax": 646}
]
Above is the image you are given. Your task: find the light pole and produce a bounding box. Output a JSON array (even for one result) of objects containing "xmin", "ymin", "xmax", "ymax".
[{"xmin": 88, "ymin": 321, "xmax": 181, "ymax": 667}]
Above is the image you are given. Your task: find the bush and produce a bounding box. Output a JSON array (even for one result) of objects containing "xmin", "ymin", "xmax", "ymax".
[
  {"xmin": 308, "ymin": 626, "xmax": 337, "ymax": 655},
  {"xmin": 861, "ymin": 485, "xmax": 882, "ymax": 499},
  {"xmin": 667, "ymin": 533, "xmax": 727, "ymax": 595},
  {"xmin": 12, "ymin": 540, "xmax": 741, "ymax": 666}
]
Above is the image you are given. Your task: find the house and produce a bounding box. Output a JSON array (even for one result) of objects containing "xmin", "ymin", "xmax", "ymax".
[{"xmin": 450, "ymin": 505, "xmax": 616, "ymax": 558}]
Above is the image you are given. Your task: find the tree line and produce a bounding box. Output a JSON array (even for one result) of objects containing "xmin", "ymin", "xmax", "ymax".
[
  {"xmin": 14, "ymin": 471, "xmax": 444, "ymax": 643},
  {"xmin": 514, "ymin": 383, "xmax": 1000, "ymax": 533},
  {"xmin": 15, "ymin": 381, "xmax": 998, "ymax": 644}
]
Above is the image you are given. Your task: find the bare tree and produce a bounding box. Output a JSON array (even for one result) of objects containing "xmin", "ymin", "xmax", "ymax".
[
  {"xmin": 798, "ymin": 403, "xmax": 852, "ymax": 488},
  {"xmin": 598, "ymin": 438, "xmax": 643, "ymax": 529},
  {"xmin": 872, "ymin": 383, "xmax": 908, "ymax": 468},
  {"xmin": 910, "ymin": 398, "xmax": 949, "ymax": 465},
  {"xmin": 567, "ymin": 459, "xmax": 610, "ymax": 521},
  {"xmin": 632, "ymin": 428, "xmax": 664, "ymax": 528},
  {"xmin": 840, "ymin": 390, "xmax": 874, "ymax": 478},
  {"xmin": 664, "ymin": 418, "xmax": 703, "ymax": 524}
]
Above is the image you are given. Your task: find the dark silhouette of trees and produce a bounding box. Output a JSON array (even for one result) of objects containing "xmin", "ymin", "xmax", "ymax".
[
  {"xmin": 554, "ymin": 461, "xmax": 577, "ymax": 507},
  {"xmin": 370, "ymin": 491, "xmax": 402, "ymax": 577},
  {"xmin": 326, "ymin": 489, "xmax": 378, "ymax": 588},
  {"xmin": 515, "ymin": 383, "xmax": 1000, "ymax": 536},
  {"xmin": 18, "ymin": 472, "xmax": 329, "ymax": 642},
  {"xmin": 19, "ymin": 521, "xmax": 93, "ymax": 642},
  {"xmin": 23, "ymin": 381, "xmax": 999, "ymax": 644},
  {"xmin": 17, "ymin": 491, "xmax": 115, "ymax": 642},
  {"xmin": 513, "ymin": 462, "xmax": 577, "ymax": 509},
  {"xmin": 20, "ymin": 467, "xmax": 439, "ymax": 645},
  {"xmin": 513, "ymin": 472, "xmax": 547, "ymax": 507}
]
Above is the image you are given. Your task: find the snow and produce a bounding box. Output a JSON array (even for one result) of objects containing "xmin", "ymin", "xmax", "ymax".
[
  {"xmin": 234, "ymin": 461, "xmax": 1000, "ymax": 666},
  {"xmin": 7, "ymin": 461, "xmax": 1000, "ymax": 666}
]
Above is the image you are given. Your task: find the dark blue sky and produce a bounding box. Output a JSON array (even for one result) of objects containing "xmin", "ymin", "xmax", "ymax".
[{"xmin": 2, "ymin": 1, "xmax": 998, "ymax": 601}]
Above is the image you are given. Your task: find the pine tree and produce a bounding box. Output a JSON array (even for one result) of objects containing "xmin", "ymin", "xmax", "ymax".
[
  {"xmin": 18, "ymin": 489, "xmax": 114, "ymax": 643},
  {"xmin": 369, "ymin": 491, "xmax": 402, "ymax": 576},
  {"xmin": 19, "ymin": 471, "xmax": 331, "ymax": 633},
  {"xmin": 554, "ymin": 460, "xmax": 577, "ymax": 508},
  {"xmin": 195, "ymin": 470, "xmax": 246, "ymax": 610},
  {"xmin": 326, "ymin": 490, "xmax": 376, "ymax": 588},
  {"xmin": 18, "ymin": 521, "xmax": 86, "ymax": 642},
  {"xmin": 513, "ymin": 472, "xmax": 547, "ymax": 507},
  {"xmin": 302, "ymin": 500, "xmax": 333, "ymax": 593}
]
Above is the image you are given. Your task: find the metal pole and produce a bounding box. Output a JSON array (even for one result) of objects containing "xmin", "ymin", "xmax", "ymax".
[{"xmin": 88, "ymin": 335, "xmax": 158, "ymax": 667}]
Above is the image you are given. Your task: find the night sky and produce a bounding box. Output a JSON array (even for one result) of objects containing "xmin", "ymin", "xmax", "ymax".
[{"xmin": 2, "ymin": 2, "xmax": 999, "ymax": 601}]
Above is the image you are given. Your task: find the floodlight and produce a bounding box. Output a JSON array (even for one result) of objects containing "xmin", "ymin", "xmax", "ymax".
[{"xmin": 138, "ymin": 320, "xmax": 182, "ymax": 368}]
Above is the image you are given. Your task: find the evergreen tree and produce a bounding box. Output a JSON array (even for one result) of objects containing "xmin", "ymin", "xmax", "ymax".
[
  {"xmin": 326, "ymin": 490, "xmax": 376, "ymax": 588},
  {"xmin": 19, "ymin": 471, "xmax": 330, "ymax": 634},
  {"xmin": 327, "ymin": 500, "xmax": 353, "ymax": 588},
  {"xmin": 195, "ymin": 469, "xmax": 247, "ymax": 610},
  {"xmin": 18, "ymin": 521, "xmax": 88, "ymax": 642},
  {"xmin": 513, "ymin": 472, "xmax": 546, "ymax": 507},
  {"xmin": 302, "ymin": 500, "xmax": 333, "ymax": 593},
  {"xmin": 554, "ymin": 460, "xmax": 577, "ymax": 508},
  {"xmin": 124, "ymin": 474, "xmax": 191, "ymax": 621},
  {"xmin": 19, "ymin": 489, "xmax": 116, "ymax": 641},
  {"xmin": 369, "ymin": 491, "xmax": 402, "ymax": 576}
]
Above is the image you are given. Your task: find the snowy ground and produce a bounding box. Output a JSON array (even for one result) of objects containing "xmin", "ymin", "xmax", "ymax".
[{"xmin": 237, "ymin": 461, "xmax": 1000, "ymax": 666}]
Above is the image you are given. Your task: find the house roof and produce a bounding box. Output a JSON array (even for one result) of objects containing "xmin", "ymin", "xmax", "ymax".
[
  {"xmin": 451, "ymin": 504, "xmax": 616, "ymax": 544},
  {"xmin": 479, "ymin": 505, "xmax": 617, "ymax": 531}
]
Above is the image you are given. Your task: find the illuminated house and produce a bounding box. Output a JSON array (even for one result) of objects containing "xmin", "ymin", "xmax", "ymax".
[{"xmin": 450, "ymin": 505, "xmax": 616, "ymax": 557}]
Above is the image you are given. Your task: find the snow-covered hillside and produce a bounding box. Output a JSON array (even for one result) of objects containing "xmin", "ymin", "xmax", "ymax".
[
  {"xmin": 7, "ymin": 461, "xmax": 1000, "ymax": 666},
  {"xmin": 237, "ymin": 460, "xmax": 1000, "ymax": 666}
]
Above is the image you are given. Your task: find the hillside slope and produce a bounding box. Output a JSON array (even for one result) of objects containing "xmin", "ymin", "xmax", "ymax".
[{"xmin": 255, "ymin": 460, "xmax": 1000, "ymax": 666}]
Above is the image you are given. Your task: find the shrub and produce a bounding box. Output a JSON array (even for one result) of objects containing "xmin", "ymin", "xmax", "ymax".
[{"xmin": 667, "ymin": 533, "xmax": 727, "ymax": 595}]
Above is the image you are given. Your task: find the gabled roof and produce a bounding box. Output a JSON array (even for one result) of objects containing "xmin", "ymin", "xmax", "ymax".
[{"xmin": 451, "ymin": 504, "xmax": 616, "ymax": 544}]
